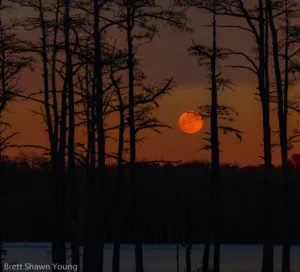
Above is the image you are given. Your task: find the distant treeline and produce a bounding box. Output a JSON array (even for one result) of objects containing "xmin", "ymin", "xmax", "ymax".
[{"xmin": 1, "ymin": 155, "xmax": 300, "ymax": 244}]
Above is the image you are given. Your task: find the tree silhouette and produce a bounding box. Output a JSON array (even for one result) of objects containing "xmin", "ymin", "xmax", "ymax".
[
  {"xmin": 0, "ymin": 12, "xmax": 33, "ymax": 159},
  {"xmin": 112, "ymin": 1, "xmax": 190, "ymax": 271},
  {"xmin": 187, "ymin": 2, "xmax": 243, "ymax": 271},
  {"xmin": 265, "ymin": 0, "xmax": 300, "ymax": 270},
  {"xmin": 9, "ymin": 0, "xmax": 76, "ymax": 268},
  {"xmin": 0, "ymin": 2, "xmax": 33, "ymax": 272},
  {"xmin": 185, "ymin": 1, "xmax": 275, "ymax": 270},
  {"xmin": 62, "ymin": 0, "xmax": 80, "ymax": 270}
]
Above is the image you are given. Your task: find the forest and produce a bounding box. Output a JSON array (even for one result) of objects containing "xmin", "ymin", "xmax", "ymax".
[
  {"xmin": 1, "ymin": 0, "xmax": 300, "ymax": 272},
  {"xmin": 1, "ymin": 156, "xmax": 300, "ymax": 245}
]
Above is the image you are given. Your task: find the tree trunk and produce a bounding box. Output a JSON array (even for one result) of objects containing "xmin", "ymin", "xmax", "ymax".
[
  {"xmin": 211, "ymin": 4, "xmax": 221, "ymax": 272},
  {"xmin": 282, "ymin": 1, "xmax": 291, "ymax": 270},
  {"xmin": 83, "ymin": 53, "xmax": 97, "ymax": 272},
  {"xmin": 63, "ymin": 0, "xmax": 80, "ymax": 270},
  {"xmin": 185, "ymin": 208, "xmax": 192, "ymax": 272},
  {"xmin": 83, "ymin": 78, "xmax": 96, "ymax": 272},
  {"xmin": 57, "ymin": 78, "xmax": 68, "ymax": 272},
  {"xmin": 260, "ymin": 1, "xmax": 273, "ymax": 271},
  {"xmin": 176, "ymin": 192, "xmax": 180, "ymax": 272},
  {"xmin": 112, "ymin": 167, "xmax": 123, "ymax": 272},
  {"xmin": 127, "ymin": 8, "xmax": 144, "ymax": 272},
  {"xmin": 112, "ymin": 74, "xmax": 125, "ymax": 272},
  {"xmin": 202, "ymin": 180, "xmax": 214, "ymax": 272},
  {"xmin": 95, "ymin": 0, "xmax": 106, "ymax": 271},
  {"xmin": 202, "ymin": 211, "xmax": 213, "ymax": 272},
  {"xmin": 0, "ymin": 1, "xmax": 3, "ymax": 271},
  {"xmin": 38, "ymin": 0, "xmax": 65, "ymax": 267},
  {"xmin": 185, "ymin": 244, "xmax": 192, "ymax": 272},
  {"xmin": 266, "ymin": 0, "xmax": 290, "ymax": 270},
  {"xmin": 83, "ymin": 1, "xmax": 106, "ymax": 271}
]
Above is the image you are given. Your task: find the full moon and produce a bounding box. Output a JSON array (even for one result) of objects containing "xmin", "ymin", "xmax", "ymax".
[{"xmin": 179, "ymin": 111, "xmax": 203, "ymax": 134}]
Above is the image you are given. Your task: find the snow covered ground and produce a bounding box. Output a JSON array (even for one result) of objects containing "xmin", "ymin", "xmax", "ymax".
[{"xmin": 2, "ymin": 243, "xmax": 300, "ymax": 272}]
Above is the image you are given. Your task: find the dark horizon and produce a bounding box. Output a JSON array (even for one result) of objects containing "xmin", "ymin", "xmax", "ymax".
[{"xmin": 1, "ymin": 158, "xmax": 300, "ymax": 245}]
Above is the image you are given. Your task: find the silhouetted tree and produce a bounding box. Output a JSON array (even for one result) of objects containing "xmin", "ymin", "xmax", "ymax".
[
  {"xmin": 107, "ymin": 51, "xmax": 128, "ymax": 272},
  {"xmin": 209, "ymin": 4, "xmax": 221, "ymax": 271},
  {"xmin": 189, "ymin": 4, "xmax": 221, "ymax": 271},
  {"xmin": 106, "ymin": 44, "xmax": 177, "ymax": 272},
  {"xmin": 189, "ymin": 7, "xmax": 248, "ymax": 272},
  {"xmin": 265, "ymin": 0, "xmax": 300, "ymax": 270},
  {"xmin": 1, "ymin": 2, "xmax": 4, "ymax": 271},
  {"xmin": 114, "ymin": 1, "xmax": 190, "ymax": 271},
  {"xmin": 111, "ymin": 73, "xmax": 125, "ymax": 272},
  {"xmin": 9, "ymin": 0, "xmax": 73, "ymax": 268},
  {"xmin": 0, "ymin": 3, "xmax": 33, "ymax": 271},
  {"xmin": 188, "ymin": 2, "xmax": 241, "ymax": 271},
  {"xmin": 62, "ymin": 0, "xmax": 80, "ymax": 270},
  {"xmin": 185, "ymin": 1, "xmax": 274, "ymax": 270},
  {"xmin": 0, "ymin": 11, "xmax": 32, "ymax": 158}
]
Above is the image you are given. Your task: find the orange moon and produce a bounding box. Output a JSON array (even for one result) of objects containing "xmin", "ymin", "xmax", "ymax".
[{"xmin": 179, "ymin": 111, "xmax": 203, "ymax": 134}]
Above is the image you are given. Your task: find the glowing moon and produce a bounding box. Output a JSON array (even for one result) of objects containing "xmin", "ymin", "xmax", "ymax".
[{"xmin": 179, "ymin": 111, "xmax": 203, "ymax": 134}]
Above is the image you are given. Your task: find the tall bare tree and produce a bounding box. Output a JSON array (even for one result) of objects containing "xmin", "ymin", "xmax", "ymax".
[
  {"xmin": 188, "ymin": 3, "xmax": 245, "ymax": 272},
  {"xmin": 110, "ymin": 68, "xmax": 126, "ymax": 272},
  {"xmin": 188, "ymin": 5, "xmax": 221, "ymax": 264},
  {"xmin": 0, "ymin": 20, "xmax": 32, "ymax": 158},
  {"xmin": 76, "ymin": 1, "xmax": 114, "ymax": 271},
  {"xmin": 265, "ymin": 0, "xmax": 300, "ymax": 270},
  {"xmin": 62, "ymin": 0, "xmax": 80, "ymax": 270},
  {"xmin": 190, "ymin": 2, "xmax": 222, "ymax": 270},
  {"xmin": 183, "ymin": 1, "xmax": 274, "ymax": 270},
  {"xmin": 8, "ymin": 0, "xmax": 73, "ymax": 268},
  {"xmin": 0, "ymin": 1, "xmax": 33, "ymax": 271},
  {"xmin": 114, "ymin": 2, "xmax": 189, "ymax": 270}
]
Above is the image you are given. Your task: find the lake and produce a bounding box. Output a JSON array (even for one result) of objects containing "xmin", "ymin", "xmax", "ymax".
[{"xmin": 2, "ymin": 243, "xmax": 300, "ymax": 272}]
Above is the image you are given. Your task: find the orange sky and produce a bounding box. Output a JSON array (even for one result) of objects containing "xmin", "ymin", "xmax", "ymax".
[{"xmin": 2, "ymin": 2, "xmax": 300, "ymax": 166}]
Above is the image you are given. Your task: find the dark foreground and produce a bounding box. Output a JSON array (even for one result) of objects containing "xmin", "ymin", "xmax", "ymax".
[{"xmin": 2, "ymin": 243, "xmax": 300, "ymax": 272}]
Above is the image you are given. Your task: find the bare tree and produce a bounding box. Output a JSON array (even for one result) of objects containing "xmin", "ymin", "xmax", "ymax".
[
  {"xmin": 265, "ymin": 0, "xmax": 300, "ymax": 270},
  {"xmin": 8, "ymin": 0, "xmax": 73, "ymax": 268},
  {"xmin": 0, "ymin": 20, "xmax": 32, "ymax": 157},
  {"xmin": 0, "ymin": 3, "xmax": 34, "ymax": 270},
  {"xmin": 113, "ymin": 1, "xmax": 189, "ymax": 270},
  {"xmin": 182, "ymin": 1, "xmax": 274, "ymax": 270},
  {"xmin": 188, "ymin": 3, "xmax": 243, "ymax": 272},
  {"xmin": 62, "ymin": 0, "xmax": 80, "ymax": 270},
  {"xmin": 189, "ymin": 3, "xmax": 223, "ymax": 266},
  {"xmin": 0, "ymin": 2, "xmax": 31, "ymax": 271},
  {"xmin": 110, "ymin": 68, "xmax": 126, "ymax": 272}
]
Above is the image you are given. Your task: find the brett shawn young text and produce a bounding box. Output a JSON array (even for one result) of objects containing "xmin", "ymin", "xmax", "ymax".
[{"xmin": 3, "ymin": 263, "xmax": 78, "ymax": 271}]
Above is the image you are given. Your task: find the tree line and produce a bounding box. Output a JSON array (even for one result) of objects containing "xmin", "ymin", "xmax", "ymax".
[
  {"xmin": 1, "ymin": 0, "xmax": 300, "ymax": 272},
  {"xmin": 2, "ymin": 157, "xmax": 300, "ymax": 245}
]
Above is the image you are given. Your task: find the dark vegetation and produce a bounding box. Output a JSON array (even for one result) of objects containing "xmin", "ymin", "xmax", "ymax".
[{"xmin": 1, "ymin": 155, "xmax": 300, "ymax": 245}]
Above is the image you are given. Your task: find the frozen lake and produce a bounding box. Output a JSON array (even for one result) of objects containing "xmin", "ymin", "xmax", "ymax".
[{"xmin": 2, "ymin": 243, "xmax": 300, "ymax": 272}]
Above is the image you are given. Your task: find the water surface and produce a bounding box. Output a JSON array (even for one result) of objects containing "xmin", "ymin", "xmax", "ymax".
[{"xmin": 2, "ymin": 243, "xmax": 300, "ymax": 272}]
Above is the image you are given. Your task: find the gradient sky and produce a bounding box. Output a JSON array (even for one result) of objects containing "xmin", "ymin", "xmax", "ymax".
[{"xmin": 2, "ymin": 2, "xmax": 300, "ymax": 166}]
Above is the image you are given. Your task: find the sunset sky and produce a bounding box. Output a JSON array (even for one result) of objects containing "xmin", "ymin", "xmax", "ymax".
[{"xmin": 2, "ymin": 1, "xmax": 300, "ymax": 166}]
